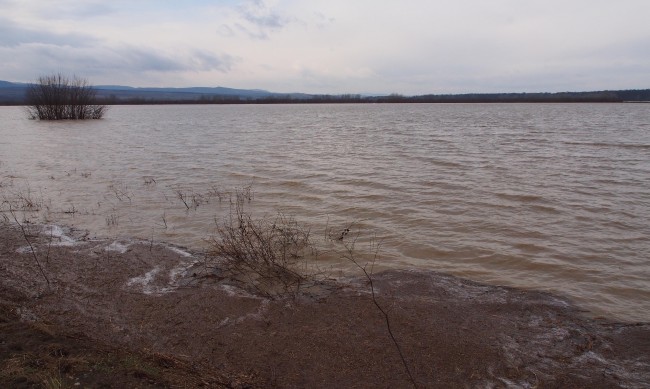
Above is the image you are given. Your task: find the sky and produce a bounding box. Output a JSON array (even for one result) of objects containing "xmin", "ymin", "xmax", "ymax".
[{"xmin": 1, "ymin": 0, "xmax": 649, "ymax": 95}]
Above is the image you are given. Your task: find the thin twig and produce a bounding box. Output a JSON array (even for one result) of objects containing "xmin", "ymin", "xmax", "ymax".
[
  {"xmin": 342, "ymin": 234, "xmax": 417, "ymax": 388},
  {"xmin": 8, "ymin": 205, "xmax": 50, "ymax": 287},
  {"xmin": 46, "ymin": 224, "xmax": 53, "ymax": 265}
]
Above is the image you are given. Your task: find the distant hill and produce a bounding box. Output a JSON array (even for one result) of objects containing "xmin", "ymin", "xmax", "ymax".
[
  {"xmin": 0, "ymin": 80, "xmax": 20, "ymax": 88},
  {"xmin": 1, "ymin": 80, "xmax": 648, "ymax": 104},
  {"xmin": 0, "ymin": 81, "xmax": 311, "ymax": 104},
  {"xmin": 0, "ymin": 81, "xmax": 29, "ymax": 104},
  {"xmin": 92, "ymin": 84, "xmax": 312, "ymax": 101}
]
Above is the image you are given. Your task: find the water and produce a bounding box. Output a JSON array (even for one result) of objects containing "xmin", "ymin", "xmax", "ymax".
[{"xmin": 1, "ymin": 103, "xmax": 649, "ymax": 322}]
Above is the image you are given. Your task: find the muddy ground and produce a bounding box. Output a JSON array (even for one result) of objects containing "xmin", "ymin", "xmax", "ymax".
[{"xmin": 1, "ymin": 223, "xmax": 649, "ymax": 388}]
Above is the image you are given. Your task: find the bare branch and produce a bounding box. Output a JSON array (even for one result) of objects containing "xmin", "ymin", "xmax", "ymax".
[
  {"xmin": 25, "ymin": 73, "xmax": 107, "ymax": 120},
  {"xmin": 7, "ymin": 204, "xmax": 50, "ymax": 287},
  {"xmin": 339, "ymin": 231, "xmax": 418, "ymax": 388}
]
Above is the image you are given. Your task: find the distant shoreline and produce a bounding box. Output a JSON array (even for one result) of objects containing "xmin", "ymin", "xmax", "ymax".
[
  {"xmin": 0, "ymin": 100, "xmax": 645, "ymax": 107},
  {"xmin": 1, "ymin": 82, "xmax": 649, "ymax": 105}
]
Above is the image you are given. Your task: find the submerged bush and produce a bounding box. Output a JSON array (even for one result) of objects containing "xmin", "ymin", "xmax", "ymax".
[
  {"xmin": 208, "ymin": 198, "xmax": 314, "ymax": 297},
  {"xmin": 26, "ymin": 74, "xmax": 107, "ymax": 120}
]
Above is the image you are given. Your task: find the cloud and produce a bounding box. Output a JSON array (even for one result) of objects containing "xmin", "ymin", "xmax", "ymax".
[
  {"xmin": 2, "ymin": 0, "xmax": 649, "ymax": 93},
  {"xmin": 217, "ymin": 0, "xmax": 294, "ymax": 40},
  {"xmin": 0, "ymin": 1, "xmax": 238, "ymax": 84},
  {"xmin": 239, "ymin": 0, "xmax": 286, "ymax": 29},
  {"xmin": 188, "ymin": 50, "xmax": 237, "ymax": 72},
  {"xmin": 88, "ymin": 46, "xmax": 236, "ymax": 74},
  {"xmin": 0, "ymin": 17, "xmax": 98, "ymax": 47},
  {"xmin": 110, "ymin": 46, "xmax": 189, "ymax": 72},
  {"xmin": 0, "ymin": 41, "xmax": 237, "ymax": 85},
  {"xmin": 31, "ymin": 1, "xmax": 117, "ymax": 20}
]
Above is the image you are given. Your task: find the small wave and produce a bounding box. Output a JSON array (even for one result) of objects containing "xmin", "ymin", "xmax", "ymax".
[
  {"xmin": 529, "ymin": 204, "xmax": 561, "ymax": 214},
  {"xmin": 513, "ymin": 242, "xmax": 548, "ymax": 253},
  {"xmin": 413, "ymin": 156, "xmax": 464, "ymax": 168},
  {"xmin": 334, "ymin": 177, "xmax": 397, "ymax": 192},
  {"xmin": 562, "ymin": 141, "xmax": 650, "ymax": 150},
  {"xmin": 276, "ymin": 180, "xmax": 310, "ymax": 190},
  {"xmin": 495, "ymin": 192, "xmax": 544, "ymax": 202}
]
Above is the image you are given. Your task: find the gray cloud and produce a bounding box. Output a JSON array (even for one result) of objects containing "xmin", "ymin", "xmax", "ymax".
[
  {"xmin": 79, "ymin": 45, "xmax": 236, "ymax": 74},
  {"xmin": 2, "ymin": 1, "xmax": 649, "ymax": 93},
  {"xmin": 1, "ymin": 41, "xmax": 236, "ymax": 84},
  {"xmin": 219, "ymin": 0, "xmax": 292, "ymax": 40},
  {"xmin": 33, "ymin": 1, "xmax": 117, "ymax": 20},
  {"xmin": 189, "ymin": 50, "xmax": 236, "ymax": 72},
  {"xmin": 217, "ymin": 24, "xmax": 235, "ymax": 38},
  {"xmin": 233, "ymin": 22, "xmax": 270, "ymax": 40},
  {"xmin": 239, "ymin": 0, "xmax": 286, "ymax": 29},
  {"xmin": 112, "ymin": 47, "xmax": 189, "ymax": 72},
  {"xmin": 0, "ymin": 17, "xmax": 98, "ymax": 47}
]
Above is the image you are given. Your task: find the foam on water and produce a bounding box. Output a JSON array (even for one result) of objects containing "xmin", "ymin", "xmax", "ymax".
[
  {"xmin": 126, "ymin": 267, "xmax": 160, "ymax": 294},
  {"xmin": 167, "ymin": 245, "xmax": 193, "ymax": 257},
  {"xmin": 105, "ymin": 241, "xmax": 129, "ymax": 254},
  {"xmin": 16, "ymin": 246, "xmax": 34, "ymax": 254},
  {"xmin": 43, "ymin": 225, "xmax": 77, "ymax": 246}
]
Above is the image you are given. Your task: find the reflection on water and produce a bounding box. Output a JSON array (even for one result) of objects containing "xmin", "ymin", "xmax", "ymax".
[{"xmin": 1, "ymin": 103, "xmax": 649, "ymax": 322}]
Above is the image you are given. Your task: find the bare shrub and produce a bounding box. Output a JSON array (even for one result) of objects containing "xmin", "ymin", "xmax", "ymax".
[
  {"xmin": 26, "ymin": 73, "xmax": 107, "ymax": 120},
  {"xmin": 105, "ymin": 213, "xmax": 119, "ymax": 227},
  {"xmin": 107, "ymin": 182, "xmax": 132, "ymax": 203},
  {"xmin": 174, "ymin": 189, "xmax": 207, "ymax": 210},
  {"xmin": 210, "ymin": 208, "xmax": 417, "ymax": 385},
  {"xmin": 174, "ymin": 183, "xmax": 252, "ymax": 211},
  {"xmin": 237, "ymin": 184, "xmax": 254, "ymax": 202},
  {"xmin": 208, "ymin": 197, "xmax": 315, "ymax": 298},
  {"xmin": 206, "ymin": 185, "xmax": 226, "ymax": 202},
  {"xmin": 1, "ymin": 186, "xmax": 44, "ymax": 223}
]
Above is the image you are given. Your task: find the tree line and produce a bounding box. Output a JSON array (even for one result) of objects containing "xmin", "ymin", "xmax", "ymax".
[{"xmin": 94, "ymin": 90, "xmax": 650, "ymax": 105}]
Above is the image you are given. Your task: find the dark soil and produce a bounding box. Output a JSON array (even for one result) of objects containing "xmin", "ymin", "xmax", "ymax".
[{"xmin": 1, "ymin": 223, "xmax": 649, "ymax": 388}]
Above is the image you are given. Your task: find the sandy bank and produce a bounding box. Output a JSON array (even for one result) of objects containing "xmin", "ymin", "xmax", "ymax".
[{"xmin": 1, "ymin": 223, "xmax": 649, "ymax": 388}]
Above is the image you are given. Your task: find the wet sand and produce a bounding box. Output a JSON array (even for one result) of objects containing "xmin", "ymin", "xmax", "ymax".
[{"xmin": 1, "ymin": 223, "xmax": 649, "ymax": 388}]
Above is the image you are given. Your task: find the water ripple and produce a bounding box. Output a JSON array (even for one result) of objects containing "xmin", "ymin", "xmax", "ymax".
[{"xmin": 1, "ymin": 103, "xmax": 649, "ymax": 322}]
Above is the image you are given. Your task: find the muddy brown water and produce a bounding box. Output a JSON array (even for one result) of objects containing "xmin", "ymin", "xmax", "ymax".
[{"xmin": 1, "ymin": 103, "xmax": 649, "ymax": 322}]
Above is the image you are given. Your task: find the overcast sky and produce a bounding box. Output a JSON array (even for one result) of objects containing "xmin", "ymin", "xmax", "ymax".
[{"xmin": 2, "ymin": 0, "xmax": 649, "ymax": 95}]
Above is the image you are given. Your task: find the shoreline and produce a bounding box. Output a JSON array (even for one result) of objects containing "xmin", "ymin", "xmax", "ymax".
[{"xmin": 1, "ymin": 222, "xmax": 649, "ymax": 387}]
